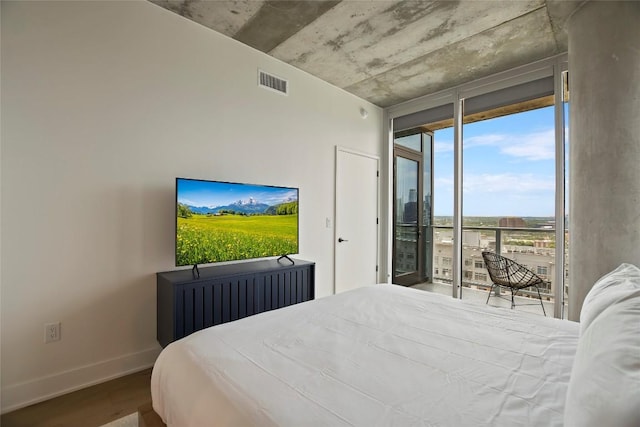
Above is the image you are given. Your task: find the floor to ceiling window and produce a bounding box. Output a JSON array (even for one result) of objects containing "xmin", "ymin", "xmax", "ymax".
[
  {"xmin": 459, "ymin": 102, "xmax": 556, "ymax": 315},
  {"xmin": 389, "ymin": 56, "xmax": 569, "ymax": 318}
]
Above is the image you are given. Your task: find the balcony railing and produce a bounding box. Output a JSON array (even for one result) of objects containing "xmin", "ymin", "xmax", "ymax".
[
  {"xmin": 434, "ymin": 225, "xmax": 559, "ymax": 297},
  {"xmin": 396, "ymin": 224, "xmax": 569, "ymax": 307}
]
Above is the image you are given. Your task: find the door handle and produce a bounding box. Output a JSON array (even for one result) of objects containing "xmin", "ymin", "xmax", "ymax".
[{"xmin": 338, "ymin": 237, "xmax": 348, "ymax": 243}]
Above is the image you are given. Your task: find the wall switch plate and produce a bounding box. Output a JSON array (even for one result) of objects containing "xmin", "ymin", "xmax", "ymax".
[{"xmin": 44, "ymin": 322, "xmax": 61, "ymax": 343}]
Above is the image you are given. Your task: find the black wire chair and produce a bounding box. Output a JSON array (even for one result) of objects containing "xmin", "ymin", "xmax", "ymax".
[{"xmin": 481, "ymin": 251, "xmax": 547, "ymax": 316}]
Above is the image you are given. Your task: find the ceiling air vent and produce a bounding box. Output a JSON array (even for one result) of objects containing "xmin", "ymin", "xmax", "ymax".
[{"xmin": 258, "ymin": 70, "xmax": 288, "ymax": 96}]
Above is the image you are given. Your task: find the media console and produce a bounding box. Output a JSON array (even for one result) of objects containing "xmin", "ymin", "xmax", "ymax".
[{"xmin": 157, "ymin": 258, "xmax": 315, "ymax": 347}]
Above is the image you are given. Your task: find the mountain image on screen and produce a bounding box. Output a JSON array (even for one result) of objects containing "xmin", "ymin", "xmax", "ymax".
[
  {"xmin": 185, "ymin": 198, "xmax": 273, "ymax": 215},
  {"xmin": 175, "ymin": 179, "xmax": 299, "ymax": 266}
]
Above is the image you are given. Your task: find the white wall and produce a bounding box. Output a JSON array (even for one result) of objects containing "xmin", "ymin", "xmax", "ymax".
[{"xmin": 0, "ymin": 0, "xmax": 383, "ymax": 412}]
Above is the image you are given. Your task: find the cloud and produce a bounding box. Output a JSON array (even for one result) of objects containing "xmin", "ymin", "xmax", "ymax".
[
  {"xmin": 434, "ymin": 140, "xmax": 453, "ymax": 153},
  {"xmin": 500, "ymin": 129, "xmax": 555, "ymax": 161},
  {"xmin": 430, "ymin": 124, "xmax": 559, "ymax": 215},
  {"xmin": 463, "ymin": 173, "xmax": 555, "ymax": 193},
  {"xmin": 434, "ymin": 172, "xmax": 553, "ymax": 194},
  {"xmin": 435, "ymin": 128, "xmax": 556, "ymax": 161},
  {"xmin": 464, "ymin": 133, "xmax": 507, "ymax": 148},
  {"xmin": 434, "ymin": 175, "xmax": 454, "ymax": 188},
  {"xmin": 432, "ymin": 173, "xmax": 556, "ymax": 216}
]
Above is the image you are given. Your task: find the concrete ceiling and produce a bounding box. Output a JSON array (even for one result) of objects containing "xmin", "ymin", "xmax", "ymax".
[{"xmin": 149, "ymin": 0, "xmax": 582, "ymax": 108}]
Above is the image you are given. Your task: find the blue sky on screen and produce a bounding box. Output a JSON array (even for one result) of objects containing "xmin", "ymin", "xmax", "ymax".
[
  {"xmin": 434, "ymin": 106, "xmax": 557, "ymax": 217},
  {"xmin": 178, "ymin": 179, "xmax": 298, "ymax": 208}
]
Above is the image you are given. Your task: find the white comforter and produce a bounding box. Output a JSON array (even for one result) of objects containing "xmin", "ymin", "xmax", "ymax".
[{"xmin": 151, "ymin": 284, "xmax": 579, "ymax": 426}]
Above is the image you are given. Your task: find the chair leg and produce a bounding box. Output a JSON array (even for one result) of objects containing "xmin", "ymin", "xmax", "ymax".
[
  {"xmin": 535, "ymin": 286, "xmax": 547, "ymax": 317},
  {"xmin": 486, "ymin": 284, "xmax": 496, "ymax": 304}
]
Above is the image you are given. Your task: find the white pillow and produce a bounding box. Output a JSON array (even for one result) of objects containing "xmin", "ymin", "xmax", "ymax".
[
  {"xmin": 580, "ymin": 263, "xmax": 640, "ymax": 334},
  {"xmin": 565, "ymin": 295, "xmax": 640, "ymax": 427}
]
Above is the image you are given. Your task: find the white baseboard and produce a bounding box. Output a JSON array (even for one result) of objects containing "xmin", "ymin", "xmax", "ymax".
[{"xmin": 1, "ymin": 346, "xmax": 162, "ymax": 414}]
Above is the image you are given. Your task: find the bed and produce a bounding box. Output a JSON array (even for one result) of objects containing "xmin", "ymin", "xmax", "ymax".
[{"xmin": 151, "ymin": 264, "xmax": 640, "ymax": 427}]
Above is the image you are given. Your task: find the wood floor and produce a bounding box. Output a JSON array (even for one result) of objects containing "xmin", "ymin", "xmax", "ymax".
[{"xmin": 1, "ymin": 368, "xmax": 152, "ymax": 427}]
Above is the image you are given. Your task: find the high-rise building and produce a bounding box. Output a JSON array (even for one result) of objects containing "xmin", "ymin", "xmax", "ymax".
[{"xmin": 499, "ymin": 217, "xmax": 526, "ymax": 228}]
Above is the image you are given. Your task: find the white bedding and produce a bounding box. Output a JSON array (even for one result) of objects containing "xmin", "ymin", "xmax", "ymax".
[{"xmin": 151, "ymin": 284, "xmax": 579, "ymax": 426}]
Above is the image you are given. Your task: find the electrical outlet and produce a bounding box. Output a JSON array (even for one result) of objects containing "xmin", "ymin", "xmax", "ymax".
[{"xmin": 44, "ymin": 322, "xmax": 61, "ymax": 343}]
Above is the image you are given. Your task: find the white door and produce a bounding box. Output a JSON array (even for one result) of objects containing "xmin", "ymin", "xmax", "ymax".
[{"xmin": 335, "ymin": 147, "xmax": 379, "ymax": 293}]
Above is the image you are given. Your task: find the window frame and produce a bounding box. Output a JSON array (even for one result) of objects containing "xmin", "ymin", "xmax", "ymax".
[{"xmin": 386, "ymin": 54, "xmax": 568, "ymax": 319}]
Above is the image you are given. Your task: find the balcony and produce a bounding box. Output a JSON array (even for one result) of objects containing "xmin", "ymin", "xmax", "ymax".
[
  {"xmin": 412, "ymin": 281, "xmax": 555, "ymax": 317},
  {"xmin": 397, "ymin": 224, "xmax": 569, "ymax": 317}
]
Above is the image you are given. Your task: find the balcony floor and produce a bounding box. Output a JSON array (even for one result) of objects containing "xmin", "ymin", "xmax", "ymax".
[{"xmin": 410, "ymin": 281, "xmax": 554, "ymax": 317}]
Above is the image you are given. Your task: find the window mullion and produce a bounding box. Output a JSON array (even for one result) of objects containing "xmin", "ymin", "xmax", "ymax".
[{"xmin": 452, "ymin": 94, "xmax": 464, "ymax": 299}]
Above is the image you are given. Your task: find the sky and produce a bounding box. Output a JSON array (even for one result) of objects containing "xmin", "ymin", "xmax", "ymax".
[
  {"xmin": 433, "ymin": 105, "xmax": 564, "ymax": 217},
  {"xmin": 177, "ymin": 179, "xmax": 298, "ymax": 208}
]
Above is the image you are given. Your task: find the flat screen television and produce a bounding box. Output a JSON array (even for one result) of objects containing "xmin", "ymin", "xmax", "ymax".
[{"xmin": 175, "ymin": 178, "xmax": 299, "ymax": 267}]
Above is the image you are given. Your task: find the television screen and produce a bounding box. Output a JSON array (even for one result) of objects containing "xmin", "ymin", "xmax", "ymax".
[{"xmin": 175, "ymin": 178, "xmax": 299, "ymax": 266}]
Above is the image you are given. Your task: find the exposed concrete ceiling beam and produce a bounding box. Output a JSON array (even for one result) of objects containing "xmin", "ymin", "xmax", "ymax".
[{"xmin": 235, "ymin": 0, "xmax": 342, "ymax": 53}]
